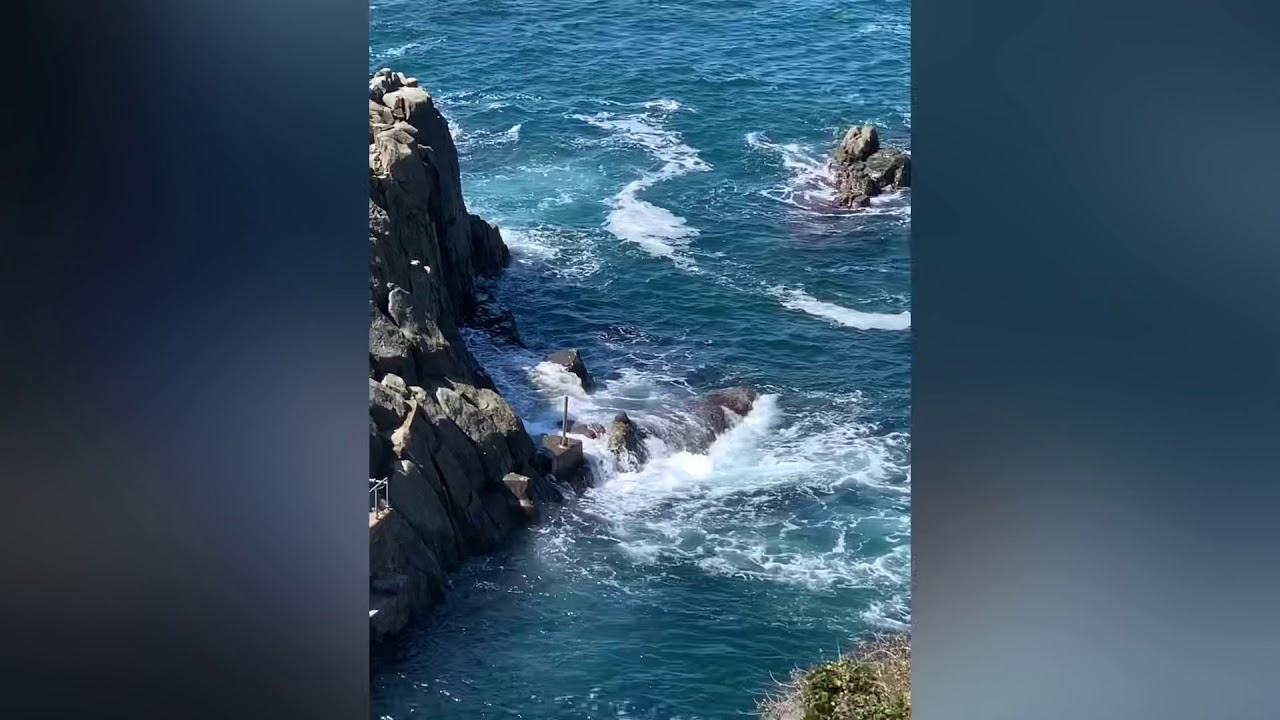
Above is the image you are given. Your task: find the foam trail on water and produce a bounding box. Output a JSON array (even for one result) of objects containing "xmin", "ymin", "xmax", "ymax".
[
  {"xmin": 745, "ymin": 132, "xmax": 836, "ymax": 206},
  {"xmin": 771, "ymin": 286, "xmax": 911, "ymax": 331},
  {"xmin": 575, "ymin": 104, "xmax": 709, "ymax": 268},
  {"xmin": 454, "ymin": 123, "xmax": 522, "ymax": 154}
]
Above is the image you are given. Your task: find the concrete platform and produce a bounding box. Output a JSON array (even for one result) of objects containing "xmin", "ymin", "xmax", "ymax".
[{"xmin": 541, "ymin": 434, "xmax": 584, "ymax": 477}]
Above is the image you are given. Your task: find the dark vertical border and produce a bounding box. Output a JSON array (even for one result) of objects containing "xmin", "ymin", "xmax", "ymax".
[
  {"xmin": 2, "ymin": 0, "xmax": 370, "ymax": 717},
  {"xmin": 914, "ymin": 0, "xmax": 1280, "ymax": 718}
]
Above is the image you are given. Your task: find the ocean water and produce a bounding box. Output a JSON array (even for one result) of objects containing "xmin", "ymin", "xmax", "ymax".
[{"xmin": 370, "ymin": 1, "xmax": 910, "ymax": 717}]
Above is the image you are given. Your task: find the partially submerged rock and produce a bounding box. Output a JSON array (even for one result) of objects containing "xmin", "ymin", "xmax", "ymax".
[
  {"xmin": 546, "ymin": 349, "xmax": 593, "ymax": 390},
  {"xmin": 569, "ymin": 420, "xmax": 607, "ymax": 439},
  {"xmin": 692, "ymin": 386, "xmax": 760, "ymax": 445},
  {"xmin": 831, "ymin": 123, "xmax": 911, "ymax": 208},
  {"xmin": 469, "ymin": 288, "xmax": 524, "ymax": 346},
  {"xmin": 608, "ymin": 412, "xmax": 649, "ymax": 471}
]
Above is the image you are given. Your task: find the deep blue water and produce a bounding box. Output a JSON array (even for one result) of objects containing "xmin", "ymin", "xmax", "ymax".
[{"xmin": 370, "ymin": 1, "xmax": 910, "ymax": 717}]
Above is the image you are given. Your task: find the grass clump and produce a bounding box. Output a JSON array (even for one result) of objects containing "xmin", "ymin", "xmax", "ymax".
[{"xmin": 759, "ymin": 634, "xmax": 910, "ymax": 720}]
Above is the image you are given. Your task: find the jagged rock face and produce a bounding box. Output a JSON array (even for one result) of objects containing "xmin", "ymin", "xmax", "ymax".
[
  {"xmin": 367, "ymin": 68, "xmax": 549, "ymax": 642},
  {"xmin": 690, "ymin": 386, "xmax": 760, "ymax": 447},
  {"xmin": 608, "ymin": 412, "xmax": 649, "ymax": 471},
  {"xmin": 546, "ymin": 349, "xmax": 593, "ymax": 390},
  {"xmin": 569, "ymin": 420, "xmax": 606, "ymax": 439},
  {"xmin": 832, "ymin": 123, "xmax": 911, "ymax": 208}
]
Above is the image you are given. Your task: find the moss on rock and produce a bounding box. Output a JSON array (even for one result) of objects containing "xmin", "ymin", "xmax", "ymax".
[{"xmin": 760, "ymin": 634, "xmax": 910, "ymax": 720}]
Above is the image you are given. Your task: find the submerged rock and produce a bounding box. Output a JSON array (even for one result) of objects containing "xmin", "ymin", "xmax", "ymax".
[
  {"xmin": 469, "ymin": 289, "xmax": 524, "ymax": 346},
  {"xmin": 831, "ymin": 123, "xmax": 911, "ymax": 208},
  {"xmin": 608, "ymin": 412, "xmax": 649, "ymax": 471},
  {"xmin": 546, "ymin": 349, "xmax": 593, "ymax": 390},
  {"xmin": 691, "ymin": 386, "xmax": 760, "ymax": 446},
  {"xmin": 569, "ymin": 420, "xmax": 607, "ymax": 439}
]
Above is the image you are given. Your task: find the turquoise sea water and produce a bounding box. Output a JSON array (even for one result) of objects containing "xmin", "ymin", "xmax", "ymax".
[{"xmin": 370, "ymin": 1, "xmax": 910, "ymax": 717}]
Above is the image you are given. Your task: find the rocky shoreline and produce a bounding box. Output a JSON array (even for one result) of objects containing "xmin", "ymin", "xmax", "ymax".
[
  {"xmin": 367, "ymin": 67, "xmax": 560, "ymax": 642},
  {"xmin": 367, "ymin": 68, "xmax": 768, "ymax": 644}
]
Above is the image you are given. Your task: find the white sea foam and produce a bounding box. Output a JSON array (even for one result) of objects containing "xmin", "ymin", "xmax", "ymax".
[
  {"xmin": 745, "ymin": 132, "xmax": 836, "ymax": 207},
  {"xmin": 771, "ymin": 286, "xmax": 911, "ymax": 331},
  {"xmin": 575, "ymin": 105, "xmax": 710, "ymax": 268},
  {"xmin": 370, "ymin": 41, "xmax": 421, "ymax": 61},
  {"xmin": 499, "ymin": 226, "xmax": 600, "ymax": 279},
  {"xmin": 461, "ymin": 326, "xmax": 910, "ymax": 610},
  {"xmin": 454, "ymin": 123, "xmax": 522, "ymax": 154}
]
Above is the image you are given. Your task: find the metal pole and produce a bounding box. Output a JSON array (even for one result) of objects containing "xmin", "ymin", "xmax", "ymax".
[{"xmin": 561, "ymin": 396, "xmax": 569, "ymax": 447}]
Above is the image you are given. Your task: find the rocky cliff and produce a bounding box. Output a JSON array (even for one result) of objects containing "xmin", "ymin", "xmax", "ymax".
[
  {"xmin": 831, "ymin": 124, "xmax": 911, "ymax": 208},
  {"xmin": 367, "ymin": 68, "xmax": 554, "ymax": 642}
]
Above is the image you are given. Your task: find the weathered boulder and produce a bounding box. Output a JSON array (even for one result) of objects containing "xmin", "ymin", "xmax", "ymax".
[
  {"xmin": 369, "ymin": 378, "xmax": 409, "ymax": 432},
  {"xmin": 707, "ymin": 386, "xmax": 759, "ymax": 417},
  {"xmin": 835, "ymin": 124, "xmax": 880, "ymax": 165},
  {"xmin": 569, "ymin": 420, "xmax": 607, "ymax": 439},
  {"xmin": 469, "ymin": 288, "xmax": 523, "ymax": 346},
  {"xmin": 381, "ymin": 372, "xmax": 409, "ymax": 397},
  {"xmin": 831, "ymin": 123, "xmax": 911, "ymax": 208},
  {"xmin": 502, "ymin": 473, "xmax": 539, "ymax": 521},
  {"xmin": 864, "ymin": 147, "xmax": 911, "ymax": 189},
  {"xmin": 694, "ymin": 386, "xmax": 760, "ymax": 440},
  {"xmin": 608, "ymin": 412, "xmax": 649, "ymax": 470},
  {"xmin": 546, "ymin": 349, "xmax": 593, "ymax": 390}
]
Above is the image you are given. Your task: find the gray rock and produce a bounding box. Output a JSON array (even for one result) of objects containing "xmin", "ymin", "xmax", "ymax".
[
  {"xmin": 387, "ymin": 459, "xmax": 460, "ymax": 570},
  {"xmin": 706, "ymin": 386, "xmax": 759, "ymax": 416},
  {"xmin": 368, "ymin": 67, "xmax": 568, "ymax": 644},
  {"xmin": 370, "ymin": 420, "xmax": 392, "ymax": 478},
  {"xmin": 369, "ymin": 299, "xmax": 417, "ymax": 384},
  {"xmin": 695, "ymin": 386, "xmax": 760, "ymax": 439},
  {"xmin": 381, "ymin": 373, "xmax": 408, "ymax": 397},
  {"xmin": 369, "ymin": 509, "xmax": 445, "ymax": 640},
  {"xmin": 387, "ymin": 284, "xmax": 418, "ymax": 331},
  {"xmin": 830, "ymin": 123, "xmax": 911, "ymax": 208},
  {"xmin": 608, "ymin": 412, "xmax": 649, "ymax": 470},
  {"xmin": 864, "ymin": 148, "xmax": 911, "ymax": 189},
  {"xmin": 370, "ymin": 572, "xmax": 408, "ymax": 595},
  {"xmin": 835, "ymin": 124, "xmax": 879, "ymax": 165},
  {"xmin": 469, "ymin": 292, "xmax": 523, "ymax": 346},
  {"xmin": 369, "ymin": 378, "xmax": 409, "ymax": 432},
  {"xmin": 546, "ymin": 349, "xmax": 593, "ymax": 390},
  {"xmin": 569, "ymin": 420, "xmax": 607, "ymax": 439}
]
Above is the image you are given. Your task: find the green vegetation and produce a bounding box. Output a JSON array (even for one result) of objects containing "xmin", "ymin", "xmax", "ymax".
[{"xmin": 759, "ymin": 634, "xmax": 910, "ymax": 720}]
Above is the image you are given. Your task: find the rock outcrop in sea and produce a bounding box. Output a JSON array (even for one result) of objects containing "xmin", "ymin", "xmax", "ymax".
[
  {"xmin": 831, "ymin": 124, "xmax": 911, "ymax": 208},
  {"xmin": 367, "ymin": 68, "xmax": 558, "ymax": 642}
]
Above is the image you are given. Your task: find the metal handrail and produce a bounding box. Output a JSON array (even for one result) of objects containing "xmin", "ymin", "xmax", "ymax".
[{"xmin": 369, "ymin": 478, "xmax": 389, "ymax": 514}]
